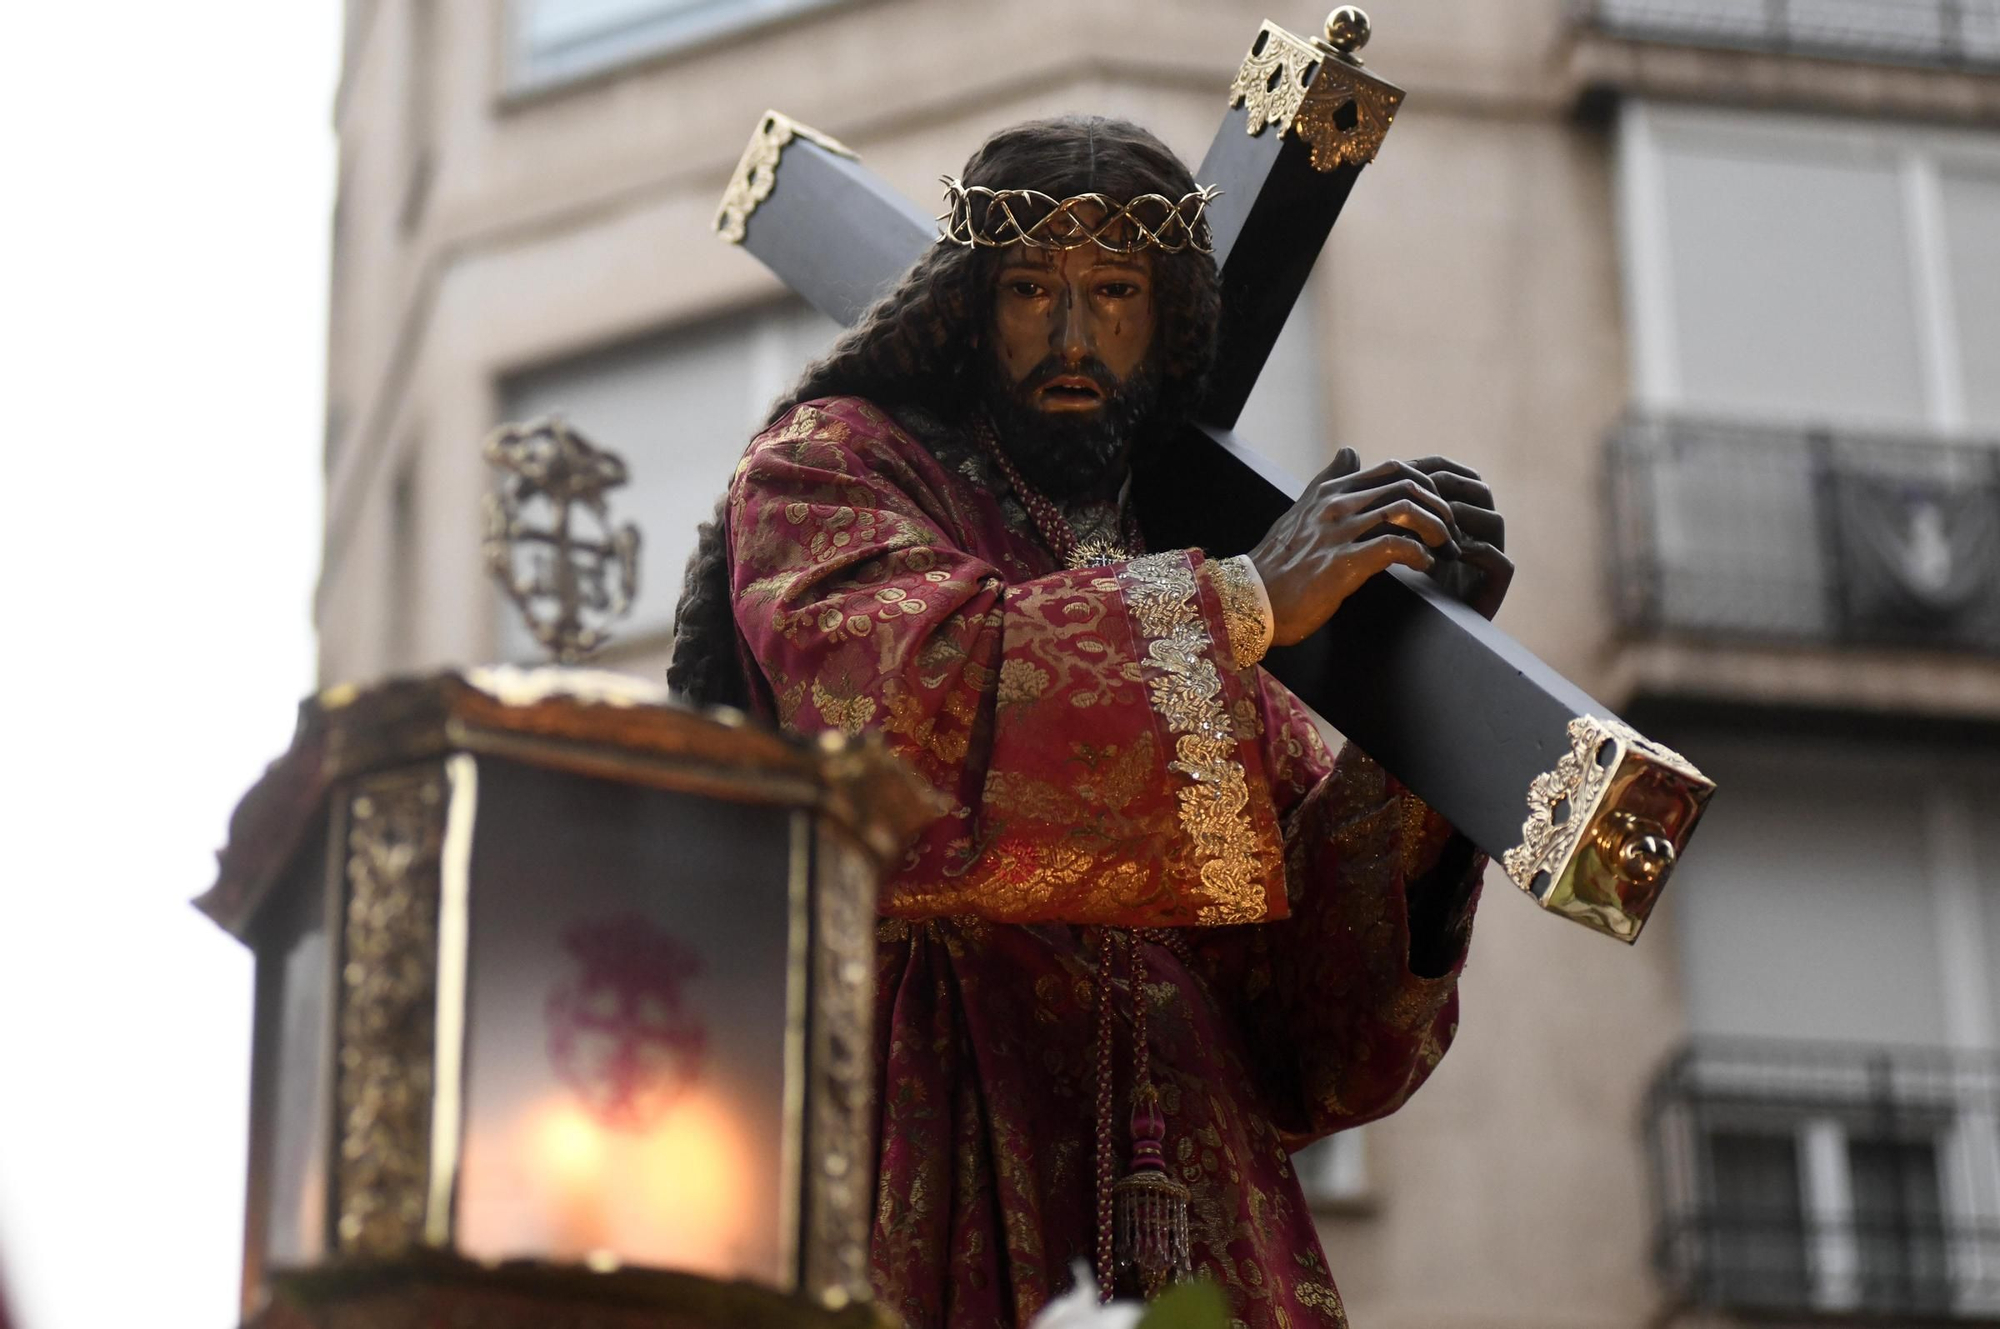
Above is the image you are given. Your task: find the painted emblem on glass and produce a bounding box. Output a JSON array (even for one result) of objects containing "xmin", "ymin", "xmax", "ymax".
[{"xmin": 545, "ymin": 916, "xmax": 707, "ymax": 1131}]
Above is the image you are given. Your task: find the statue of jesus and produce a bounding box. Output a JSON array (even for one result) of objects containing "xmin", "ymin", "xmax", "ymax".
[{"xmin": 669, "ymin": 115, "xmax": 1512, "ymax": 1328}]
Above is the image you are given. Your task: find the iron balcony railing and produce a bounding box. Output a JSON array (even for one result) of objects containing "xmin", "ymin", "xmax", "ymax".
[
  {"xmin": 1648, "ymin": 1039, "xmax": 2000, "ymax": 1321},
  {"xmin": 1607, "ymin": 414, "xmax": 2000, "ymax": 654},
  {"xmin": 1574, "ymin": 0, "xmax": 2000, "ymax": 70}
]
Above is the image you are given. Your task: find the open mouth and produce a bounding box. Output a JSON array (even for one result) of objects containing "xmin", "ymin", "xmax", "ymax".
[{"xmin": 1036, "ymin": 376, "xmax": 1106, "ymax": 408}]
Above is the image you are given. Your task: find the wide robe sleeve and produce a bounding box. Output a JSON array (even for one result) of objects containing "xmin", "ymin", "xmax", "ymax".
[
  {"xmin": 727, "ymin": 398, "xmax": 1291, "ymax": 928},
  {"xmin": 1190, "ymin": 667, "xmax": 1486, "ymax": 1146}
]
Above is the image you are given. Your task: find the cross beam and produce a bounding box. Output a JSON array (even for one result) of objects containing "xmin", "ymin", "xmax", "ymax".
[{"xmin": 711, "ymin": 12, "xmax": 1713, "ymax": 943}]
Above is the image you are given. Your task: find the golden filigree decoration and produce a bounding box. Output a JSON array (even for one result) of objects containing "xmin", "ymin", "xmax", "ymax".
[
  {"xmin": 1120, "ymin": 553, "xmax": 1264, "ymax": 923},
  {"xmin": 1226, "ymin": 20, "xmax": 1404, "ymax": 173},
  {"xmin": 1294, "ymin": 62, "xmax": 1403, "ymax": 172},
  {"xmin": 1502, "ymin": 717, "xmax": 1702, "ymax": 896},
  {"xmin": 1228, "ymin": 22, "xmax": 1322, "ymax": 140},
  {"xmin": 1502, "ymin": 719, "xmax": 1612, "ymax": 896},
  {"xmin": 336, "ymin": 764, "xmax": 447, "ymax": 1257},
  {"xmin": 801, "ymin": 818, "xmax": 881, "ymax": 1305},
  {"xmin": 716, "ymin": 110, "xmax": 858, "ymax": 245},
  {"xmin": 1066, "ymin": 534, "xmax": 1135, "ymax": 570},
  {"xmin": 1211, "ymin": 555, "xmax": 1272, "ymax": 671},
  {"xmin": 938, "ymin": 179, "xmax": 1219, "ymax": 254}
]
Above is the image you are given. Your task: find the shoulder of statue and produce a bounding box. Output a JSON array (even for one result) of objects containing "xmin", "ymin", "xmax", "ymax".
[
  {"xmin": 756, "ymin": 393, "xmax": 863, "ymax": 432},
  {"xmin": 746, "ymin": 395, "xmax": 896, "ymax": 454},
  {"xmin": 739, "ymin": 395, "xmax": 972, "ymax": 501}
]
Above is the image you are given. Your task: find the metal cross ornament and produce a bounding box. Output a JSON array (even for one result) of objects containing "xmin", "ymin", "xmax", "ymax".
[
  {"xmin": 482, "ymin": 417, "xmax": 641, "ymax": 663},
  {"xmin": 712, "ymin": 7, "xmax": 1715, "ymax": 943}
]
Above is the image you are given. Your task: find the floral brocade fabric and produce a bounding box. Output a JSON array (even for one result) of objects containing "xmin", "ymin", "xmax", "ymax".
[{"xmin": 726, "ymin": 397, "xmax": 1482, "ymax": 1328}]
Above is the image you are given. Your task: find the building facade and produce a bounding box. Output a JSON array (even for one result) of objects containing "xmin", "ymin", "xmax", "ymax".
[{"xmin": 320, "ymin": 1, "xmax": 2000, "ymax": 1323}]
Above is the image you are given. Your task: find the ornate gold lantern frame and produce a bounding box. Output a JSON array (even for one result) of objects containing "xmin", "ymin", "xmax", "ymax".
[{"xmin": 199, "ymin": 669, "xmax": 934, "ymax": 1324}]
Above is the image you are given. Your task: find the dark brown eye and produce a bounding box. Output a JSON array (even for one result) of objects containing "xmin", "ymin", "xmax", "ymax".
[
  {"xmin": 1099, "ymin": 282, "xmax": 1139, "ymax": 299},
  {"xmin": 1008, "ymin": 280, "xmax": 1043, "ymax": 298}
]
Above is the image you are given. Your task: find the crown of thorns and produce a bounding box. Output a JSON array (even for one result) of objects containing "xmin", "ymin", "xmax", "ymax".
[{"xmin": 937, "ymin": 176, "xmax": 1221, "ymax": 254}]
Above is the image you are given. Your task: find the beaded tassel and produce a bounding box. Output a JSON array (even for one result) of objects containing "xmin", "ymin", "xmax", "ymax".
[
  {"xmin": 1092, "ymin": 928, "xmax": 1120, "ymax": 1302},
  {"xmin": 1113, "ymin": 932, "xmax": 1191, "ymax": 1299}
]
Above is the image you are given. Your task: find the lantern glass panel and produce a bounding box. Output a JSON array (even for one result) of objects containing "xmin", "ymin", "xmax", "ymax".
[
  {"xmin": 454, "ymin": 758, "xmax": 796, "ymax": 1283},
  {"xmin": 258, "ymin": 835, "xmax": 332, "ymax": 1266}
]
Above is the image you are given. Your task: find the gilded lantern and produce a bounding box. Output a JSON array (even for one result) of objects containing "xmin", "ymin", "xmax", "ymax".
[{"xmin": 198, "ymin": 668, "xmax": 934, "ymax": 1323}]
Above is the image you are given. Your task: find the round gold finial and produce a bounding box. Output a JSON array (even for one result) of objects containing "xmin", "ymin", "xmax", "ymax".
[
  {"xmin": 1619, "ymin": 832, "xmax": 1676, "ymax": 890},
  {"xmin": 1324, "ymin": 5, "xmax": 1371, "ymax": 55}
]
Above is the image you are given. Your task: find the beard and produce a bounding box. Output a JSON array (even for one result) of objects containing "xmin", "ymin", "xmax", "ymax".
[{"xmin": 978, "ymin": 351, "xmax": 1162, "ymax": 502}]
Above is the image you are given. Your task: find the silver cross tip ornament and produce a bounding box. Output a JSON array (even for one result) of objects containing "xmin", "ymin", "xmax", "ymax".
[{"xmin": 482, "ymin": 416, "xmax": 642, "ymax": 663}]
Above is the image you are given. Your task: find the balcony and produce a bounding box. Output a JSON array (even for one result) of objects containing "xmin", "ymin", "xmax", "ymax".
[
  {"xmin": 1607, "ymin": 416, "xmax": 2000, "ymax": 655},
  {"xmin": 1574, "ymin": 0, "xmax": 2000, "ymax": 70},
  {"xmin": 1648, "ymin": 1039, "xmax": 2000, "ymax": 1321}
]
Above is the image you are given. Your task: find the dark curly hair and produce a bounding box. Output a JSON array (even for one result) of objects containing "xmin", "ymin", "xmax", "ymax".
[{"xmin": 667, "ymin": 116, "xmax": 1223, "ymax": 708}]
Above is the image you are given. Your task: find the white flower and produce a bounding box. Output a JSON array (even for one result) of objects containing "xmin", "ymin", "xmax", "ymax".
[{"xmin": 1029, "ymin": 1262, "xmax": 1145, "ymax": 1329}]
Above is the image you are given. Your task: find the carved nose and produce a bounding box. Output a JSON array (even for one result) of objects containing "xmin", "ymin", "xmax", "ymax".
[{"xmin": 1055, "ymin": 299, "xmax": 1089, "ymax": 361}]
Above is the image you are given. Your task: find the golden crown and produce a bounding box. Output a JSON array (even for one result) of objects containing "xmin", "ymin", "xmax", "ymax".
[{"xmin": 937, "ymin": 176, "xmax": 1221, "ymax": 255}]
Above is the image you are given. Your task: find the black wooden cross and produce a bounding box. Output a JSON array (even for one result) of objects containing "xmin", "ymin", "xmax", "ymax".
[{"xmin": 711, "ymin": 9, "xmax": 1713, "ymax": 942}]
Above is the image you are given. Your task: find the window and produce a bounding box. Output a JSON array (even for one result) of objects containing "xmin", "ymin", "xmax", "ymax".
[
  {"xmin": 508, "ymin": 0, "xmax": 845, "ymax": 90},
  {"xmin": 495, "ymin": 300, "xmax": 840, "ymax": 658},
  {"xmin": 1944, "ymin": 167, "xmax": 2000, "ymax": 431},
  {"xmin": 1703, "ymin": 1130, "xmax": 1808, "ymax": 1307},
  {"xmin": 1610, "ymin": 105, "xmax": 2000, "ymax": 647},
  {"xmin": 1583, "ymin": 0, "xmax": 2000, "ymax": 69},
  {"xmin": 1850, "ymin": 1135, "xmax": 1950, "ymax": 1311},
  {"xmin": 1647, "ymin": 739, "xmax": 2000, "ymax": 1317},
  {"xmin": 1619, "ymin": 102, "xmax": 2000, "ymax": 435},
  {"xmin": 1664, "ymin": 741, "xmax": 2000, "ymax": 1051},
  {"xmin": 1652, "ymin": 1046, "xmax": 1987, "ymax": 1317}
]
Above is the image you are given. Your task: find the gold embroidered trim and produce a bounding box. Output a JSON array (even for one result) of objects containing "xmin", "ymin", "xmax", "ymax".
[
  {"xmin": 1212, "ymin": 555, "xmax": 1273, "ymax": 671},
  {"xmin": 1121, "ymin": 552, "xmax": 1265, "ymax": 923},
  {"xmin": 1399, "ymin": 794, "xmax": 1438, "ymax": 878}
]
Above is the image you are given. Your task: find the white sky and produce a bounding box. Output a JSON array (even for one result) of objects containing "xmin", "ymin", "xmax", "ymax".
[{"xmin": 0, "ymin": 7, "xmax": 337, "ymax": 1328}]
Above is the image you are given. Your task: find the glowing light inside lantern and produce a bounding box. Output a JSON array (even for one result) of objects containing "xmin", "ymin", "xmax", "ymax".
[
  {"xmin": 538, "ymin": 1102, "xmax": 606, "ymax": 1180},
  {"xmin": 457, "ymin": 1087, "xmax": 772, "ymax": 1280}
]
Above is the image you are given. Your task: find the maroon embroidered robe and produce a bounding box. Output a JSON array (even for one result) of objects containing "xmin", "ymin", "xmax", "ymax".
[{"xmin": 724, "ymin": 395, "xmax": 1482, "ymax": 1328}]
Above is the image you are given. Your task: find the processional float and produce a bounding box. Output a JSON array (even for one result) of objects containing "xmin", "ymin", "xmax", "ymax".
[
  {"xmin": 717, "ymin": 4, "xmax": 1714, "ymax": 945},
  {"xmin": 198, "ymin": 10, "xmax": 1715, "ymax": 1329}
]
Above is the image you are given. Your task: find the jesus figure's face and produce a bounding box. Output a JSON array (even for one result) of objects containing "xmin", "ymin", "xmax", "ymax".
[
  {"xmin": 981, "ymin": 239, "xmax": 1161, "ymax": 499},
  {"xmin": 990, "ymin": 243, "xmax": 1156, "ymax": 413}
]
